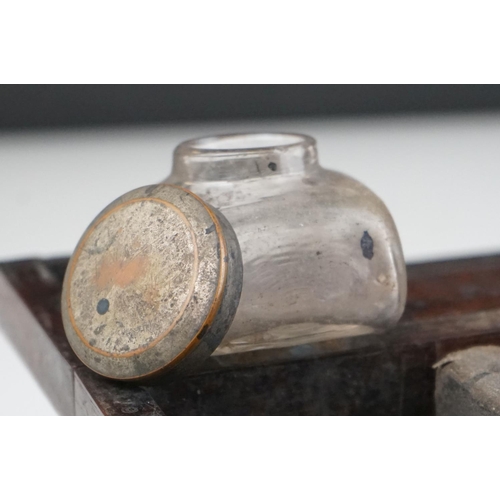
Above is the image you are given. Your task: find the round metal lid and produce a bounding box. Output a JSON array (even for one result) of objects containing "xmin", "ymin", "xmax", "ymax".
[{"xmin": 61, "ymin": 184, "xmax": 243, "ymax": 381}]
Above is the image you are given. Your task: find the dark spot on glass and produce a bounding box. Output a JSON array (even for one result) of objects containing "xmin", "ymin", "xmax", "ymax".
[
  {"xmin": 268, "ymin": 162, "xmax": 277, "ymax": 172},
  {"xmin": 360, "ymin": 231, "xmax": 374, "ymax": 260},
  {"xmin": 97, "ymin": 298, "xmax": 109, "ymax": 315},
  {"xmin": 205, "ymin": 224, "xmax": 216, "ymax": 234}
]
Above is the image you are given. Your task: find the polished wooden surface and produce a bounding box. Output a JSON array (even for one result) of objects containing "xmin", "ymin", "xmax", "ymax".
[{"xmin": 2, "ymin": 255, "xmax": 500, "ymax": 415}]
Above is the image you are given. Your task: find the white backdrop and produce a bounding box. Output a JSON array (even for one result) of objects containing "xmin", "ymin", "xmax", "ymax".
[{"xmin": 1, "ymin": 112, "xmax": 500, "ymax": 415}]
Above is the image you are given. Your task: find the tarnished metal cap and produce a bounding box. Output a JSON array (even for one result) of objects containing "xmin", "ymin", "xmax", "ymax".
[{"xmin": 61, "ymin": 184, "xmax": 243, "ymax": 381}]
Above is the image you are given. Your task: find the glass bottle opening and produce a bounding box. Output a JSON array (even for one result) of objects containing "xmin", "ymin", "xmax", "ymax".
[
  {"xmin": 171, "ymin": 133, "xmax": 319, "ymax": 182},
  {"xmin": 185, "ymin": 133, "xmax": 314, "ymax": 152}
]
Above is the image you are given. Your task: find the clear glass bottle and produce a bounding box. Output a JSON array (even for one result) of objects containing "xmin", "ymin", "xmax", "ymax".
[{"xmin": 167, "ymin": 133, "xmax": 407, "ymax": 355}]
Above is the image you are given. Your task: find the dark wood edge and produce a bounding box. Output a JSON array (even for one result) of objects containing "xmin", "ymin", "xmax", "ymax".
[
  {"xmin": 0, "ymin": 267, "xmax": 164, "ymax": 415},
  {"xmin": 3, "ymin": 253, "xmax": 500, "ymax": 415}
]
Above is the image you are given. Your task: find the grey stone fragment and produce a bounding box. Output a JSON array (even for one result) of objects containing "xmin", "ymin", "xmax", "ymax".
[{"xmin": 435, "ymin": 346, "xmax": 500, "ymax": 416}]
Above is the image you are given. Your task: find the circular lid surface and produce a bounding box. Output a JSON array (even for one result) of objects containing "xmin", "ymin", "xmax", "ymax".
[{"xmin": 61, "ymin": 184, "xmax": 242, "ymax": 381}]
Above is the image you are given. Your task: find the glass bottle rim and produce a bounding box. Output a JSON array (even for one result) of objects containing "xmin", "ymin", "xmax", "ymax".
[{"xmin": 177, "ymin": 132, "xmax": 316, "ymax": 154}]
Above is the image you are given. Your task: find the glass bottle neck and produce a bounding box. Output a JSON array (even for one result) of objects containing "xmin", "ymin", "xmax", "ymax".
[{"xmin": 169, "ymin": 133, "xmax": 319, "ymax": 183}]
